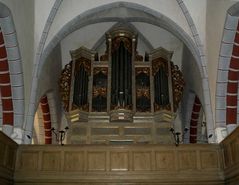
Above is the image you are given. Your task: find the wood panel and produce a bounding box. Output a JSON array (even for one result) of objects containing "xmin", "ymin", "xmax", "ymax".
[
  {"xmin": 110, "ymin": 152, "xmax": 129, "ymax": 171},
  {"xmin": 14, "ymin": 144, "xmax": 224, "ymax": 184},
  {"xmin": 42, "ymin": 152, "xmax": 61, "ymax": 171},
  {"xmin": 0, "ymin": 132, "xmax": 18, "ymax": 185},
  {"xmin": 19, "ymin": 152, "xmax": 39, "ymax": 170},
  {"xmin": 178, "ymin": 151, "xmax": 197, "ymax": 170},
  {"xmin": 201, "ymin": 151, "xmax": 219, "ymax": 169},
  {"xmin": 87, "ymin": 152, "xmax": 106, "ymax": 171},
  {"xmin": 133, "ymin": 152, "xmax": 151, "ymax": 170},
  {"xmin": 70, "ymin": 121, "xmax": 172, "ymax": 144},
  {"xmin": 1, "ymin": 128, "xmax": 239, "ymax": 184},
  {"xmin": 221, "ymin": 127, "xmax": 239, "ymax": 185},
  {"xmin": 64, "ymin": 151, "xmax": 84, "ymax": 171},
  {"xmin": 155, "ymin": 151, "xmax": 175, "ymax": 170}
]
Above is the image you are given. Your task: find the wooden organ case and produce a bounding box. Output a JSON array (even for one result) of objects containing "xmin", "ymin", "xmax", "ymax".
[{"xmin": 59, "ymin": 27, "xmax": 184, "ymax": 144}]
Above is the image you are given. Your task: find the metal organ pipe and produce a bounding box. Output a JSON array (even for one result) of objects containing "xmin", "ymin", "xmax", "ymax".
[
  {"xmin": 124, "ymin": 46, "xmax": 128, "ymax": 105},
  {"xmin": 119, "ymin": 42, "xmax": 124, "ymax": 106},
  {"xmin": 80, "ymin": 67, "xmax": 84, "ymax": 105},
  {"xmin": 111, "ymin": 41, "xmax": 132, "ymax": 109}
]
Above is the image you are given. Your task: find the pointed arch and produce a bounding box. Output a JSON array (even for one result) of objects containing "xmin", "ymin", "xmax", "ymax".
[
  {"xmin": 215, "ymin": 2, "xmax": 239, "ymax": 141},
  {"xmin": 0, "ymin": 2, "xmax": 24, "ymax": 143},
  {"xmin": 25, "ymin": 1, "xmax": 213, "ymax": 144}
]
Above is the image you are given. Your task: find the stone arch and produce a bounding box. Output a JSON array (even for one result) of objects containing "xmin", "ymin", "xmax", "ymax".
[
  {"xmin": 215, "ymin": 2, "xmax": 239, "ymax": 142},
  {"xmin": 0, "ymin": 2, "xmax": 24, "ymax": 143}
]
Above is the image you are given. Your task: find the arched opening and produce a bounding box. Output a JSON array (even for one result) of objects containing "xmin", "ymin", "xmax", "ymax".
[
  {"xmin": 25, "ymin": 2, "xmax": 213, "ymax": 144},
  {"xmin": 0, "ymin": 2, "xmax": 24, "ymax": 143},
  {"xmin": 215, "ymin": 2, "xmax": 239, "ymax": 142}
]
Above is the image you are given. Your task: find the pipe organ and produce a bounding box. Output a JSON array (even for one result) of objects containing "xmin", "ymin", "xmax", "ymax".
[{"xmin": 59, "ymin": 27, "xmax": 184, "ymax": 144}]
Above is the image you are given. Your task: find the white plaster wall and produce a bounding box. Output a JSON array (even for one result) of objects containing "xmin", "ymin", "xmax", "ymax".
[
  {"xmin": 37, "ymin": 44, "xmax": 62, "ymax": 129},
  {"xmin": 0, "ymin": 0, "xmax": 34, "ymax": 117},
  {"xmin": 45, "ymin": 0, "xmax": 192, "ymax": 48},
  {"xmin": 61, "ymin": 22, "xmax": 116, "ymax": 66},
  {"xmin": 206, "ymin": 0, "xmax": 235, "ymax": 123},
  {"xmin": 182, "ymin": 45, "xmax": 203, "ymax": 103},
  {"xmin": 132, "ymin": 22, "xmax": 183, "ymax": 68},
  {"xmin": 38, "ymin": 44, "xmax": 62, "ymax": 99},
  {"xmin": 183, "ymin": 0, "xmax": 207, "ymax": 52},
  {"xmin": 34, "ymin": 0, "xmax": 55, "ymax": 56}
]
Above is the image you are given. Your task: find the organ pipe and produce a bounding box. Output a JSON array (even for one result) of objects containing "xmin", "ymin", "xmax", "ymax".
[{"xmin": 111, "ymin": 41, "xmax": 132, "ymax": 109}]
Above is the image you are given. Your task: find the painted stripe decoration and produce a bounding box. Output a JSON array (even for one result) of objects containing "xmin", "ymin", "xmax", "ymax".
[
  {"xmin": 40, "ymin": 95, "xmax": 52, "ymax": 144},
  {"xmin": 226, "ymin": 20, "xmax": 239, "ymax": 126},
  {"xmin": 189, "ymin": 96, "xmax": 201, "ymax": 143},
  {"xmin": 0, "ymin": 28, "xmax": 13, "ymax": 127}
]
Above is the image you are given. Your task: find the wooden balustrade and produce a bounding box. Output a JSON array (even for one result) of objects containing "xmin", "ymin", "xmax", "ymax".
[
  {"xmin": 221, "ymin": 126, "xmax": 239, "ymax": 185},
  {"xmin": 0, "ymin": 131, "xmax": 18, "ymax": 185},
  {"xmin": 14, "ymin": 144, "xmax": 224, "ymax": 185},
  {"xmin": 1, "ymin": 127, "xmax": 239, "ymax": 185}
]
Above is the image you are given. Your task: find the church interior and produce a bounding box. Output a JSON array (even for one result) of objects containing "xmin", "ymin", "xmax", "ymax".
[{"xmin": 0, "ymin": 0, "xmax": 239, "ymax": 184}]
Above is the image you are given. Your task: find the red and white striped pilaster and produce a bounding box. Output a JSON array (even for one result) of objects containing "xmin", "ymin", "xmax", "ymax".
[
  {"xmin": 40, "ymin": 95, "xmax": 52, "ymax": 144},
  {"xmin": 226, "ymin": 21, "xmax": 239, "ymax": 134},
  {"xmin": 189, "ymin": 96, "xmax": 201, "ymax": 143},
  {"xmin": 0, "ymin": 28, "xmax": 14, "ymax": 136}
]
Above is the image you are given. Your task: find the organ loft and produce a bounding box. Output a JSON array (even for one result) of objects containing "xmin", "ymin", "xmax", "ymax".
[
  {"xmin": 2, "ymin": 1, "xmax": 239, "ymax": 184},
  {"xmin": 59, "ymin": 27, "xmax": 184, "ymax": 145}
]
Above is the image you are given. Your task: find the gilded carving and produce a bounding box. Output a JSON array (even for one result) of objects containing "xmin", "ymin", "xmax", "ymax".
[
  {"xmin": 59, "ymin": 62, "xmax": 72, "ymax": 111},
  {"xmin": 136, "ymin": 87, "xmax": 150, "ymax": 99},
  {"xmin": 135, "ymin": 51, "xmax": 143, "ymax": 61},
  {"xmin": 152, "ymin": 58, "xmax": 168, "ymax": 76},
  {"xmin": 71, "ymin": 103, "xmax": 89, "ymax": 111},
  {"xmin": 171, "ymin": 63, "xmax": 184, "ymax": 112},
  {"xmin": 93, "ymin": 87, "xmax": 107, "ymax": 97},
  {"xmin": 135, "ymin": 68, "xmax": 150, "ymax": 99},
  {"xmin": 93, "ymin": 67, "xmax": 108, "ymax": 75},
  {"xmin": 154, "ymin": 103, "xmax": 171, "ymax": 112},
  {"xmin": 92, "ymin": 67, "xmax": 108, "ymax": 98},
  {"xmin": 111, "ymin": 37, "xmax": 132, "ymax": 53},
  {"xmin": 75, "ymin": 57, "xmax": 91, "ymax": 74},
  {"xmin": 111, "ymin": 104, "xmax": 132, "ymax": 110},
  {"xmin": 135, "ymin": 68, "xmax": 150, "ymax": 75}
]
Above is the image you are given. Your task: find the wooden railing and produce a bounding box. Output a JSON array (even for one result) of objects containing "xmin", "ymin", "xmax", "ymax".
[
  {"xmin": 0, "ymin": 131, "xmax": 18, "ymax": 185},
  {"xmin": 14, "ymin": 144, "xmax": 224, "ymax": 185},
  {"xmin": 1, "ymin": 127, "xmax": 239, "ymax": 184},
  {"xmin": 221, "ymin": 126, "xmax": 239, "ymax": 185}
]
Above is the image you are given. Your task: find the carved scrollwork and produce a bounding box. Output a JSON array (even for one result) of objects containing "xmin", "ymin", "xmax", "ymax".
[
  {"xmin": 135, "ymin": 51, "xmax": 143, "ymax": 61},
  {"xmin": 111, "ymin": 104, "xmax": 132, "ymax": 110},
  {"xmin": 75, "ymin": 57, "xmax": 91, "ymax": 74},
  {"xmin": 171, "ymin": 62, "xmax": 185, "ymax": 112},
  {"xmin": 135, "ymin": 67, "xmax": 150, "ymax": 75},
  {"xmin": 71, "ymin": 103, "xmax": 89, "ymax": 111},
  {"xmin": 152, "ymin": 58, "xmax": 168, "ymax": 76},
  {"xmin": 154, "ymin": 103, "xmax": 171, "ymax": 111},
  {"xmin": 59, "ymin": 62, "xmax": 72, "ymax": 111},
  {"xmin": 93, "ymin": 67, "xmax": 108, "ymax": 75},
  {"xmin": 111, "ymin": 37, "xmax": 132, "ymax": 54},
  {"xmin": 136, "ymin": 87, "xmax": 150, "ymax": 99},
  {"xmin": 93, "ymin": 87, "xmax": 107, "ymax": 97}
]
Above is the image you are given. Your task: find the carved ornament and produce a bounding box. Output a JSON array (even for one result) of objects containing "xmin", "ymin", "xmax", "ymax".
[
  {"xmin": 171, "ymin": 62, "xmax": 185, "ymax": 112},
  {"xmin": 59, "ymin": 62, "xmax": 72, "ymax": 111},
  {"xmin": 93, "ymin": 67, "xmax": 108, "ymax": 75},
  {"xmin": 75, "ymin": 57, "xmax": 91, "ymax": 74},
  {"xmin": 152, "ymin": 58, "xmax": 168, "ymax": 76}
]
